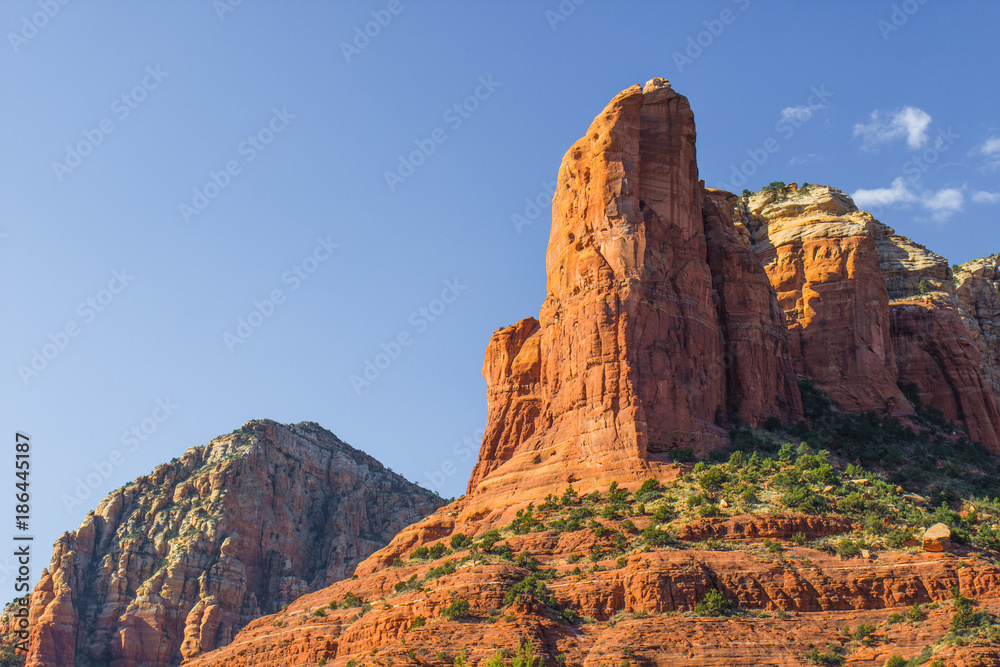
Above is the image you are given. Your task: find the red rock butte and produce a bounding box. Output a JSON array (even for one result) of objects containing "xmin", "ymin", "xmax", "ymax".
[{"xmin": 466, "ymin": 77, "xmax": 803, "ymax": 506}]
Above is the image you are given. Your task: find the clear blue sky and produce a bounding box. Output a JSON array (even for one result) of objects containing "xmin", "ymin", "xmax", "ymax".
[{"xmin": 2, "ymin": 1, "xmax": 998, "ymax": 594}]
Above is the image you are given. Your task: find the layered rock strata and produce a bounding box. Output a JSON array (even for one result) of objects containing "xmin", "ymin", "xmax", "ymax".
[
  {"xmin": 744, "ymin": 185, "xmax": 912, "ymax": 416},
  {"xmin": 467, "ymin": 78, "xmax": 802, "ymax": 499},
  {"xmin": 22, "ymin": 420, "xmax": 442, "ymax": 667}
]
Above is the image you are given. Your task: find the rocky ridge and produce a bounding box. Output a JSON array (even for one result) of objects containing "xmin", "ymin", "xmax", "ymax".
[
  {"xmin": 746, "ymin": 183, "xmax": 1000, "ymax": 452},
  {"xmin": 14, "ymin": 420, "xmax": 442, "ymax": 667}
]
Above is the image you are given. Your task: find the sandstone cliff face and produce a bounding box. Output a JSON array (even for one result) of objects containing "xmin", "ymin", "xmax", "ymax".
[
  {"xmin": 24, "ymin": 420, "xmax": 442, "ymax": 667},
  {"xmin": 890, "ymin": 293, "xmax": 1000, "ymax": 450},
  {"xmin": 467, "ymin": 318, "xmax": 541, "ymax": 490},
  {"xmin": 745, "ymin": 185, "xmax": 911, "ymax": 416},
  {"xmin": 702, "ymin": 189, "xmax": 803, "ymax": 427},
  {"xmin": 466, "ymin": 79, "xmax": 801, "ymax": 500},
  {"xmin": 874, "ymin": 221, "xmax": 952, "ymax": 300},
  {"xmin": 744, "ymin": 184, "xmax": 1000, "ymax": 450},
  {"xmin": 955, "ymin": 255, "xmax": 1000, "ymax": 430},
  {"xmin": 866, "ymin": 223, "xmax": 1000, "ymax": 451}
]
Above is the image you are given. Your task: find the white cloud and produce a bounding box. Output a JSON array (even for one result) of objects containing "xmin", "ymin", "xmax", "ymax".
[
  {"xmin": 852, "ymin": 177, "xmax": 917, "ymax": 208},
  {"xmin": 850, "ymin": 177, "xmax": 965, "ymax": 222},
  {"xmin": 788, "ymin": 153, "xmax": 822, "ymax": 165},
  {"xmin": 922, "ymin": 188, "xmax": 964, "ymax": 222},
  {"xmin": 972, "ymin": 190, "xmax": 1000, "ymax": 204},
  {"xmin": 780, "ymin": 103, "xmax": 825, "ymax": 124},
  {"xmin": 853, "ymin": 106, "xmax": 932, "ymax": 151},
  {"xmin": 979, "ymin": 137, "xmax": 1000, "ymax": 156}
]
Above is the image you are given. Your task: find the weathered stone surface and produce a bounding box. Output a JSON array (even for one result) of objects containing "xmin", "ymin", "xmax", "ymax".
[
  {"xmin": 20, "ymin": 420, "xmax": 442, "ymax": 667},
  {"xmin": 890, "ymin": 292, "xmax": 1000, "ymax": 451},
  {"xmin": 874, "ymin": 221, "xmax": 952, "ymax": 300},
  {"xmin": 745, "ymin": 184, "xmax": 912, "ymax": 416},
  {"xmin": 702, "ymin": 189, "xmax": 803, "ymax": 426},
  {"xmin": 955, "ymin": 254, "xmax": 1000, "ymax": 438},
  {"xmin": 466, "ymin": 79, "xmax": 802, "ymax": 505},
  {"xmin": 674, "ymin": 513, "xmax": 855, "ymax": 542},
  {"xmin": 184, "ymin": 505, "xmax": 1000, "ymax": 667},
  {"xmin": 467, "ymin": 317, "xmax": 542, "ymax": 491},
  {"xmin": 921, "ymin": 523, "xmax": 952, "ymax": 552}
]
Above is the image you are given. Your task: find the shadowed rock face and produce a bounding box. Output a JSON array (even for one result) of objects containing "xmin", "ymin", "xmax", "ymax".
[
  {"xmin": 467, "ymin": 78, "xmax": 801, "ymax": 497},
  {"xmin": 744, "ymin": 185, "xmax": 912, "ymax": 416},
  {"xmin": 890, "ymin": 293, "xmax": 1000, "ymax": 450},
  {"xmin": 745, "ymin": 183, "xmax": 1000, "ymax": 452},
  {"xmin": 20, "ymin": 420, "xmax": 442, "ymax": 667},
  {"xmin": 954, "ymin": 255, "xmax": 1000, "ymax": 445}
]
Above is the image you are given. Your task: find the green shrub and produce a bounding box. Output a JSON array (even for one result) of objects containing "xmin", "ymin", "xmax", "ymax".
[
  {"xmin": 479, "ymin": 529, "xmax": 502, "ymax": 552},
  {"xmin": 884, "ymin": 527, "xmax": 915, "ymax": 549},
  {"xmin": 607, "ymin": 480, "xmax": 631, "ymax": 505},
  {"xmin": 862, "ymin": 512, "xmax": 889, "ymax": 536},
  {"xmin": 836, "ymin": 540, "xmax": 862, "ymax": 559},
  {"xmin": 699, "ymin": 467, "xmax": 728, "ymax": 491},
  {"xmin": 885, "ymin": 657, "xmax": 906, "ymax": 667},
  {"xmin": 450, "ymin": 533, "xmax": 472, "ymax": 550},
  {"xmin": 699, "ymin": 503, "xmax": 721, "ymax": 518},
  {"xmin": 782, "ymin": 486, "xmax": 828, "ymax": 515},
  {"xmin": 442, "ymin": 598, "xmax": 471, "ymax": 620},
  {"xmin": 905, "ymin": 603, "xmax": 925, "ymax": 622},
  {"xmin": 670, "ymin": 447, "xmax": 695, "ymax": 463},
  {"xmin": 509, "ymin": 505, "xmax": 544, "ymax": 535},
  {"xmin": 504, "ymin": 575, "xmax": 558, "ymax": 610},
  {"xmin": 951, "ymin": 590, "xmax": 992, "ymax": 633},
  {"xmin": 410, "ymin": 615, "xmax": 426, "ymax": 628},
  {"xmin": 642, "ymin": 526, "xmax": 674, "ymax": 548},
  {"xmin": 636, "ymin": 478, "xmax": 662, "ymax": 498},
  {"xmin": 693, "ymin": 589, "xmax": 730, "ymax": 617},
  {"xmin": 804, "ymin": 645, "xmax": 844, "ymax": 666},
  {"xmin": 425, "ymin": 559, "xmax": 458, "ymax": 581}
]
